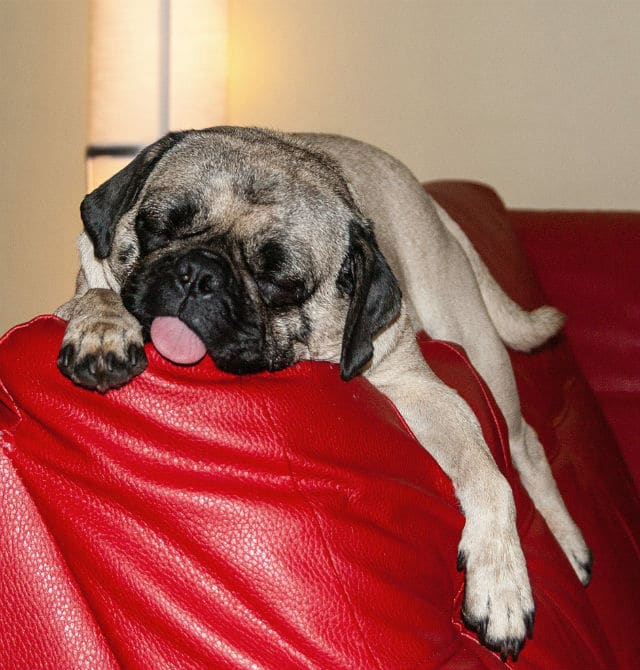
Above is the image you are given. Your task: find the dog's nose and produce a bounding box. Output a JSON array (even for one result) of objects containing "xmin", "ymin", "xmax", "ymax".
[{"xmin": 175, "ymin": 249, "xmax": 230, "ymax": 296}]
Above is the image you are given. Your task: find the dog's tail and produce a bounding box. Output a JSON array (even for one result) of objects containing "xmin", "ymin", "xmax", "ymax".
[{"xmin": 434, "ymin": 202, "xmax": 565, "ymax": 352}]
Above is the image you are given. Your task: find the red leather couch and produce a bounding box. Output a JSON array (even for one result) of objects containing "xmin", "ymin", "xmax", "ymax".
[{"xmin": 1, "ymin": 181, "xmax": 638, "ymax": 669}]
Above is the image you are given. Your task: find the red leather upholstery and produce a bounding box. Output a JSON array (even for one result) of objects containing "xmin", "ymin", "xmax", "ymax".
[
  {"xmin": 510, "ymin": 209, "xmax": 640, "ymax": 491},
  {"xmin": 1, "ymin": 182, "xmax": 639, "ymax": 669}
]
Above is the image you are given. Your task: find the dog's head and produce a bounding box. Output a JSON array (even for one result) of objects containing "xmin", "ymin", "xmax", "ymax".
[{"xmin": 81, "ymin": 127, "xmax": 401, "ymax": 380}]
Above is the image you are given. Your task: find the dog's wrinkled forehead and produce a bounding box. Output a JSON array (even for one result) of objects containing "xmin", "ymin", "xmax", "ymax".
[{"xmin": 138, "ymin": 129, "xmax": 355, "ymax": 259}]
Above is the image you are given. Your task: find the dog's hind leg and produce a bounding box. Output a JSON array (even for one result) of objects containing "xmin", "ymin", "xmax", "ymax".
[
  {"xmin": 426, "ymin": 203, "xmax": 592, "ymax": 585},
  {"xmin": 457, "ymin": 333, "xmax": 593, "ymax": 588},
  {"xmin": 509, "ymin": 418, "xmax": 593, "ymax": 585},
  {"xmin": 432, "ymin": 202, "xmax": 565, "ymax": 353}
]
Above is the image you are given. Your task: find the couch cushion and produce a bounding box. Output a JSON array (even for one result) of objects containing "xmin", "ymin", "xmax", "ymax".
[{"xmin": 510, "ymin": 209, "xmax": 640, "ymax": 490}]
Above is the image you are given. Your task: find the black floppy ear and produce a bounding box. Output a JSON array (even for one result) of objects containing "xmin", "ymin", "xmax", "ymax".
[
  {"xmin": 80, "ymin": 131, "xmax": 187, "ymax": 258},
  {"xmin": 339, "ymin": 220, "xmax": 402, "ymax": 381}
]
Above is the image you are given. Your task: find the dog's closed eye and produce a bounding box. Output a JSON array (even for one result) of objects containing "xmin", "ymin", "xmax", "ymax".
[
  {"xmin": 166, "ymin": 199, "xmax": 198, "ymax": 233},
  {"xmin": 135, "ymin": 211, "xmax": 169, "ymax": 255},
  {"xmin": 252, "ymin": 239, "xmax": 315, "ymax": 307},
  {"xmin": 256, "ymin": 275, "xmax": 310, "ymax": 308},
  {"xmin": 135, "ymin": 200, "xmax": 205, "ymax": 255}
]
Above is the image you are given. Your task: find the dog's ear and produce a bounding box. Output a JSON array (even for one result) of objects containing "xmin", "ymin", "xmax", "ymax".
[
  {"xmin": 339, "ymin": 220, "xmax": 402, "ymax": 381},
  {"xmin": 80, "ymin": 131, "xmax": 187, "ymax": 258}
]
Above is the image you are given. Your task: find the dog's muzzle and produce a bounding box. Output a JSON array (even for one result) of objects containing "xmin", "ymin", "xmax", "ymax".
[{"xmin": 121, "ymin": 247, "xmax": 268, "ymax": 374}]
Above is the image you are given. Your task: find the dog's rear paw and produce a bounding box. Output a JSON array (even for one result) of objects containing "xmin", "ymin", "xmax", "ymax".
[
  {"xmin": 58, "ymin": 316, "xmax": 147, "ymax": 393},
  {"xmin": 549, "ymin": 522, "xmax": 593, "ymax": 586},
  {"xmin": 570, "ymin": 544, "xmax": 593, "ymax": 586},
  {"xmin": 458, "ymin": 539, "xmax": 535, "ymax": 662}
]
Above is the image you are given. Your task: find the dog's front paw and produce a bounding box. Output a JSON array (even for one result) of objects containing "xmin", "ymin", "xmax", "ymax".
[
  {"xmin": 58, "ymin": 315, "xmax": 147, "ymax": 393},
  {"xmin": 458, "ymin": 537, "xmax": 535, "ymax": 662}
]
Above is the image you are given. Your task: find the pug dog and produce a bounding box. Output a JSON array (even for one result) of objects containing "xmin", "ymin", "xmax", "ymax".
[{"xmin": 56, "ymin": 127, "xmax": 591, "ymax": 662}]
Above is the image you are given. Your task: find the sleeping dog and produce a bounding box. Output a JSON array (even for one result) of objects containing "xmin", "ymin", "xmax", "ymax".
[{"xmin": 57, "ymin": 127, "xmax": 591, "ymax": 661}]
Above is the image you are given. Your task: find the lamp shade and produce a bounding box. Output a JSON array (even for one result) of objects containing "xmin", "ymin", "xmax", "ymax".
[{"xmin": 87, "ymin": 0, "xmax": 227, "ymax": 189}]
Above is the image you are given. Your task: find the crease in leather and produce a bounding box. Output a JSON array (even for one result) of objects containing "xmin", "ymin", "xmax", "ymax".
[
  {"xmin": 0, "ymin": 327, "xmax": 122, "ymax": 669},
  {"xmin": 34, "ymin": 433, "xmax": 320, "ymax": 669},
  {"xmin": 0, "ymin": 446, "xmax": 123, "ymax": 669},
  {"xmin": 17, "ymin": 448, "xmax": 310, "ymax": 670}
]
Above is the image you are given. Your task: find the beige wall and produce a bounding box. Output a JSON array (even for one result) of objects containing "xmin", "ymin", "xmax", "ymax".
[
  {"xmin": 0, "ymin": 0, "xmax": 89, "ymax": 334},
  {"xmin": 2, "ymin": 1, "xmax": 638, "ymax": 333},
  {"xmin": 229, "ymin": 0, "xmax": 640, "ymax": 210}
]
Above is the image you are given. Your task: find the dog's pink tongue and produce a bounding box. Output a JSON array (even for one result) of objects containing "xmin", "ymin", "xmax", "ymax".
[{"xmin": 150, "ymin": 316, "xmax": 207, "ymax": 365}]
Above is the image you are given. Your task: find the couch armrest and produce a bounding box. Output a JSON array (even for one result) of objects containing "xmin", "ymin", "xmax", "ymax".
[{"xmin": 510, "ymin": 210, "xmax": 640, "ymax": 488}]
